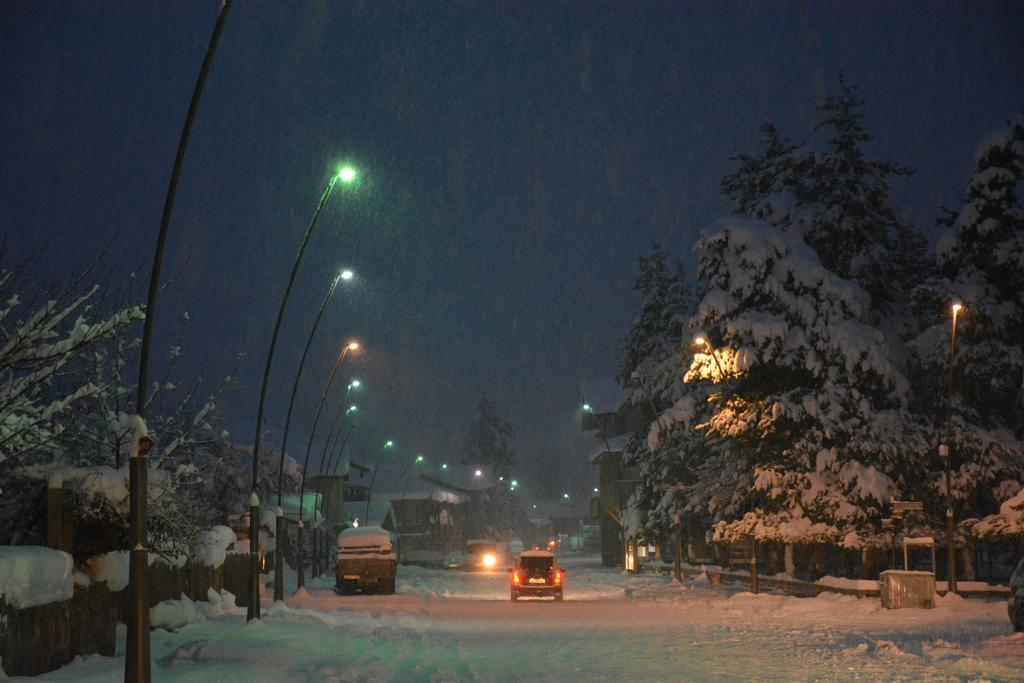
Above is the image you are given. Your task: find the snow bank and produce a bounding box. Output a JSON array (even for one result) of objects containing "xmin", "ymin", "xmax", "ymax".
[
  {"xmin": 192, "ymin": 526, "xmax": 236, "ymax": 569},
  {"xmin": 0, "ymin": 546, "xmax": 74, "ymax": 609},
  {"xmin": 86, "ymin": 551, "xmax": 130, "ymax": 591},
  {"xmin": 150, "ymin": 594, "xmax": 203, "ymax": 631}
]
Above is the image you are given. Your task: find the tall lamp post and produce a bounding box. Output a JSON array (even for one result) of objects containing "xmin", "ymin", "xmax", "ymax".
[
  {"xmin": 129, "ymin": 4, "xmax": 232, "ymax": 677},
  {"xmin": 296, "ymin": 340, "xmax": 359, "ymax": 588},
  {"xmin": 248, "ymin": 166, "xmax": 357, "ymax": 617},
  {"xmin": 940, "ymin": 301, "xmax": 963, "ymax": 594},
  {"xmin": 365, "ymin": 440, "xmax": 395, "ymax": 521},
  {"xmin": 272, "ymin": 269, "xmax": 351, "ymax": 602},
  {"xmin": 313, "ymin": 403, "xmax": 359, "ymax": 574}
]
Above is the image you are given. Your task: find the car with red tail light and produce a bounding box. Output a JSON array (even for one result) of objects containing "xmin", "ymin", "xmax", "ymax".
[{"xmin": 510, "ymin": 549, "xmax": 563, "ymax": 601}]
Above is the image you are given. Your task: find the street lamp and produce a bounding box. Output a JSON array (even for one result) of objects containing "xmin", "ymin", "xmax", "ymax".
[
  {"xmin": 364, "ymin": 440, "xmax": 395, "ymax": 521},
  {"xmin": 295, "ymin": 340, "xmax": 359, "ymax": 589},
  {"xmin": 563, "ymin": 493, "xmax": 570, "ymax": 500},
  {"xmin": 441, "ymin": 463, "xmax": 448, "ymax": 470},
  {"xmin": 272, "ymin": 270, "xmax": 349, "ymax": 601},
  {"xmin": 129, "ymin": 4, "xmax": 233, "ymax": 673},
  {"xmin": 248, "ymin": 166, "xmax": 359, "ymax": 617},
  {"xmin": 693, "ymin": 335, "xmax": 726, "ymax": 379},
  {"xmin": 583, "ymin": 403, "xmax": 614, "ymax": 457},
  {"xmin": 415, "ymin": 455, "xmax": 425, "ymax": 464},
  {"xmin": 942, "ymin": 301, "xmax": 964, "ymax": 594},
  {"xmin": 312, "ymin": 403, "xmax": 360, "ymax": 550}
]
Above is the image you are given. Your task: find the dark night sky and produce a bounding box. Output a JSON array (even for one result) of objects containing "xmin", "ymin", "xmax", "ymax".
[{"xmin": 2, "ymin": 1, "xmax": 1023, "ymax": 497}]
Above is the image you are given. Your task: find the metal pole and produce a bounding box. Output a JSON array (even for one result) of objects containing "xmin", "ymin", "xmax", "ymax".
[
  {"xmin": 272, "ymin": 273, "xmax": 343, "ymax": 600},
  {"xmin": 130, "ymin": 4, "xmax": 232, "ymax": 674},
  {"xmin": 296, "ymin": 345, "xmax": 353, "ymax": 585},
  {"xmin": 249, "ymin": 176, "xmax": 340, "ymax": 614},
  {"xmin": 945, "ymin": 307, "xmax": 960, "ymax": 594},
  {"xmin": 276, "ymin": 273, "xmax": 343, "ymax": 501}
]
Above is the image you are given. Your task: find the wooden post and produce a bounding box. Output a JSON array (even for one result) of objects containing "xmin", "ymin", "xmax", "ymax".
[
  {"xmin": 126, "ymin": 436, "xmax": 153, "ymax": 682},
  {"xmin": 296, "ymin": 520, "xmax": 305, "ymax": 590},
  {"xmin": 274, "ymin": 510, "xmax": 286, "ymax": 602},
  {"xmin": 750, "ymin": 539, "xmax": 759, "ymax": 595},
  {"xmin": 47, "ymin": 474, "xmax": 63, "ymax": 550}
]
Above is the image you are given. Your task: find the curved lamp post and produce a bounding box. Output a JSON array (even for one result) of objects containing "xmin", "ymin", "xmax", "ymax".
[
  {"xmin": 130, "ymin": 3, "xmax": 233, "ymax": 675},
  {"xmin": 364, "ymin": 440, "xmax": 395, "ymax": 522},
  {"xmin": 295, "ymin": 340, "xmax": 359, "ymax": 588},
  {"xmin": 940, "ymin": 301, "xmax": 964, "ymax": 594},
  {"xmin": 247, "ymin": 165, "xmax": 357, "ymax": 618},
  {"xmin": 272, "ymin": 270, "xmax": 349, "ymax": 601}
]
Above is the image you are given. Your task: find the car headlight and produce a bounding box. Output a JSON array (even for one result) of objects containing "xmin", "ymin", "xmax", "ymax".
[{"xmin": 482, "ymin": 553, "xmax": 496, "ymax": 568}]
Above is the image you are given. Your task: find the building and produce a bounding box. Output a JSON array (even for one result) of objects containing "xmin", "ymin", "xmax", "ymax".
[{"xmin": 581, "ymin": 377, "xmax": 644, "ymax": 568}]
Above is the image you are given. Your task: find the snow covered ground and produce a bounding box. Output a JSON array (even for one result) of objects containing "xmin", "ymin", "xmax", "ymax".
[{"xmin": 21, "ymin": 554, "xmax": 1023, "ymax": 682}]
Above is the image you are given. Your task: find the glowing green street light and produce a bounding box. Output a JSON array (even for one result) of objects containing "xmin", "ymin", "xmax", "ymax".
[
  {"xmin": 348, "ymin": 379, "xmax": 361, "ymax": 390},
  {"xmin": 441, "ymin": 463, "xmax": 448, "ymax": 470},
  {"xmin": 563, "ymin": 493, "xmax": 570, "ymax": 500},
  {"xmin": 385, "ymin": 440, "xmax": 394, "ymax": 449},
  {"xmin": 415, "ymin": 455, "xmax": 425, "ymax": 464},
  {"xmin": 340, "ymin": 269, "xmax": 354, "ymax": 280},
  {"xmin": 338, "ymin": 165, "xmax": 357, "ymax": 184},
  {"xmin": 510, "ymin": 479, "xmax": 518, "ymax": 487},
  {"xmin": 582, "ymin": 403, "xmax": 592, "ymax": 412},
  {"xmin": 347, "ymin": 405, "xmax": 358, "ymax": 414},
  {"xmin": 593, "ymin": 488, "xmax": 599, "ymax": 494}
]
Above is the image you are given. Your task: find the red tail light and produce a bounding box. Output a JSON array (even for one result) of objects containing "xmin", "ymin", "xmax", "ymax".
[
  {"xmin": 512, "ymin": 570, "xmax": 521, "ymax": 585},
  {"xmin": 554, "ymin": 570, "xmax": 562, "ymax": 585}
]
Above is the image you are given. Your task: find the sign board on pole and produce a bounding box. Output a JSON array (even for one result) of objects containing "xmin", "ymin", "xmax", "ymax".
[{"xmin": 892, "ymin": 500, "xmax": 923, "ymax": 513}]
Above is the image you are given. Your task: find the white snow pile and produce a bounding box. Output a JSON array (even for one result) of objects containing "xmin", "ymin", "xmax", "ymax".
[
  {"xmin": 969, "ymin": 487, "xmax": 1024, "ymax": 539},
  {"xmin": 85, "ymin": 551, "xmax": 130, "ymax": 591},
  {"xmin": 0, "ymin": 546, "xmax": 74, "ymax": 609},
  {"xmin": 150, "ymin": 594, "xmax": 204, "ymax": 631},
  {"xmin": 192, "ymin": 525, "xmax": 236, "ymax": 569}
]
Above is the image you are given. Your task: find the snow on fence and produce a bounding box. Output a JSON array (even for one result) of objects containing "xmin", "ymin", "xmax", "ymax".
[{"xmin": 0, "ymin": 545, "xmax": 253, "ymax": 677}]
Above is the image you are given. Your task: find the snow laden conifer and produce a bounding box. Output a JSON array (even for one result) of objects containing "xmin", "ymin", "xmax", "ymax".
[
  {"xmin": 688, "ymin": 220, "xmax": 929, "ymax": 548},
  {"xmin": 796, "ymin": 76, "xmax": 927, "ymax": 309},
  {"xmin": 720, "ymin": 120, "xmax": 808, "ymax": 228},
  {"xmin": 461, "ymin": 397, "xmax": 518, "ymax": 537},
  {"xmin": 616, "ymin": 246, "xmax": 706, "ymax": 540},
  {"xmin": 911, "ymin": 117, "xmax": 1024, "ymax": 541}
]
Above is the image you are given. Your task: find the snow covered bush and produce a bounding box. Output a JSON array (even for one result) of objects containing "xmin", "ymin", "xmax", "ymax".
[{"xmin": 0, "ymin": 267, "xmax": 143, "ymax": 464}]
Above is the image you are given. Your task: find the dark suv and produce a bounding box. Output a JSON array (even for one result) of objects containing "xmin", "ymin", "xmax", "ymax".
[{"xmin": 511, "ymin": 550, "xmax": 563, "ymax": 601}]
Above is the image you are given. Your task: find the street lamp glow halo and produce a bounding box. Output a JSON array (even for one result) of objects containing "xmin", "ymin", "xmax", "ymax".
[
  {"xmin": 952, "ymin": 302, "xmax": 963, "ymax": 314},
  {"xmin": 694, "ymin": 336, "xmax": 707, "ymax": 346},
  {"xmin": 340, "ymin": 270, "xmax": 354, "ymax": 281},
  {"xmin": 337, "ymin": 166, "xmax": 357, "ymax": 183},
  {"xmin": 347, "ymin": 341, "xmax": 360, "ymax": 351}
]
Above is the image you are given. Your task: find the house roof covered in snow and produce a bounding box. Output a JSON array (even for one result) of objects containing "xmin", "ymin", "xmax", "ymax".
[
  {"xmin": 347, "ymin": 463, "xmax": 464, "ymax": 504},
  {"xmin": 587, "ymin": 433, "xmax": 630, "ymax": 463},
  {"xmin": 343, "ymin": 501, "xmax": 396, "ymax": 529},
  {"xmin": 525, "ymin": 498, "xmax": 591, "ymax": 522}
]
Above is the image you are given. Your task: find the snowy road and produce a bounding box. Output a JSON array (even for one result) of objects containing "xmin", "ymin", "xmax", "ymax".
[{"xmin": 28, "ymin": 554, "xmax": 1024, "ymax": 682}]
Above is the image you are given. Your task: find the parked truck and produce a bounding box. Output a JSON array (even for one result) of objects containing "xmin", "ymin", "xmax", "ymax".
[{"xmin": 335, "ymin": 526, "xmax": 397, "ymax": 595}]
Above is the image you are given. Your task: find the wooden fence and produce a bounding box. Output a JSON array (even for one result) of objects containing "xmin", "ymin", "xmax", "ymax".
[{"xmin": 0, "ymin": 557, "xmax": 247, "ymax": 677}]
